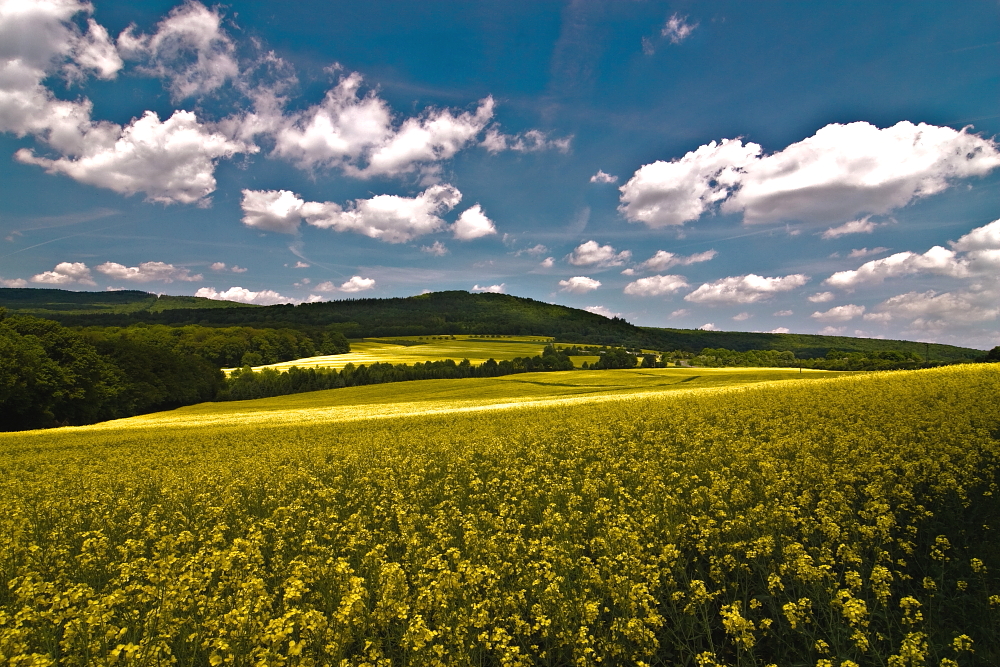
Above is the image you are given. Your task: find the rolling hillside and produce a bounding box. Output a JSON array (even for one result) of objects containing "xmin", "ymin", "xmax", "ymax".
[{"xmin": 0, "ymin": 287, "xmax": 984, "ymax": 360}]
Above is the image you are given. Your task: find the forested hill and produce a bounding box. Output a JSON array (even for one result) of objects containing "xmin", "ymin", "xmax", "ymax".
[
  {"xmin": 1, "ymin": 287, "xmax": 984, "ymax": 360},
  {"xmin": 0, "ymin": 287, "xmax": 256, "ymax": 315}
]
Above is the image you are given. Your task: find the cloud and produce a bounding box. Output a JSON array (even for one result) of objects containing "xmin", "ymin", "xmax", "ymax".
[
  {"xmin": 848, "ymin": 247, "xmax": 890, "ymax": 258},
  {"xmin": 0, "ymin": 277, "xmax": 27, "ymax": 287},
  {"xmin": 231, "ymin": 265, "xmax": 247, "ymax": 273},
  {"xmin": 559, "ymin": 276, "xmax": 601, "ymax": 293},
  {"xmin": 661, "ymin": 13, "xmax": 698, "ymax": 43},
  {"xmin": 117, "ymin": 1, "xmax": 239, "ymax": 101},
  {"xmin": 268, "ymin": 72, "xmax": 500, "ymax": 178},
  {"xmin": 313, "ymin": 281, "xmax": 336, "ymax": 292},
  {"xmin": 773, "ymin": 310, "xmax": 793, "ymax": 316},
  {"xmin": 95, "ymin": 261, "xmax": 202, "ymax": 282},
  {"xmin": 811, "ymin": 304, "xmax": 866, "ymax": 322},
  {"xmin": 210, "ymin": 262, "xmax": 226, "ymax": 271},
  {"xmin": 30, "ymin": 261, "xmax": 95, "ymax": 285},
  {"xmin": 627, "ymin": 249, "xmax": 716, "ymax": 274},
  {"xmin": 819, "ymin": 326, "xmax": 846, "ymax": 335},
  {"xmin": 293, "ymin": 261, "xmax": 310, "ymax": 268},
  {"xmin": 339, "ymin": 275, "xmax": 375, "ymax": 292},
  {"xmin": 518, "ymin": 244, "xmax": 548, "ymax": 256},
  {"xmin": 17, "ymin": 110, "xmax": 254, "ymax": 204},
  {"xmin": 620, "ymin": 122, "xmax": 1000, "ymax": 228},
  {"xmin": 567, "ymin": 240, "xmax": 631, "ymax": 267},
  {"xmin": 590, "ymin": 170, "xmax": 617, "ymax": 184},
  {"xmin": 685, "ymin": 273, "xmax": 809, "ymax": 305},
  {"xmin": 821, "ymin": 217, "xmax": 878, "ymax": 239},
  {"xmin": 825, "ymin": 246, "xmax": 966, "ymax": 289},
  {"xmin": 421, "ymin": 241, "xmax": 448, "ymax": 256},
  {"xmin": 585, "ymin": 305, "xmax": 619, "ymax": 318},
  {"xmin": 698, "ymin": 323, "xmax": 717, "ymax": 331},
  {"xmin": 670, "ymin": 309, "xmax": 690, "ymax": 318},
  {"xmin": 481, "ymin": 127, "xmax": 572, "ymax": 154},
  {"xmin": 452, "ymin": 204, "xmax": 497, "ymax": 240},
  {"xmin": 870, "ymin": 288, "xmax": 1000, "ymax": 330},
  {"xmin": 240, "ymin": 189, "xmax": 305, "ymax": 233},
  {"xmin": 808, "ymin": 291, "xmax": 835, "ymax": 303},
  {"xmin": 194, "ymin": 286, "xmax": 296, "ymax": 305},
  {"xmin": 732, "ymin": 312, "xmax": 751, "ymax": 321},
  {"xmin": 951, "ymin": 217, "xmax": 1000, "ymax": 252},
  {"xmin": 472, "ymin": 283, "xmax": 505, "ymax": 293},
  {"xmin": 0, "ymin": 0, "xmax": 251, "ymax": 205},
  {"xmin": 240, "ymin": 184, "xmax": 462, "ymax": 243},
  {"xmin": 618, "ymin": 139, "xmax": 759, "ymax": 227},
  {"xmin": 769, "ymin": 327, "xmax": 790, "ymax": 334},
  {"xmin": 623, "ymin": 274, "xmax": 689, "ymax": 296},
  {"xmin": 540, "ymin": 257, "xmax": 554, "ymax": 268}
]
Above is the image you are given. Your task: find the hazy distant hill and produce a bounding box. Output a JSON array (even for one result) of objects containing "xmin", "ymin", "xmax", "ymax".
[{"xmin": 0, "ymin": 287, "xmax": 983, "ymax": 360}]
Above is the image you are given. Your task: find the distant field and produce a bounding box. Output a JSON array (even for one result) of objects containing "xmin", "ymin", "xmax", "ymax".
[
  {"xmin": 76, "ymin": 366, "xmax": 846, "ymax": 430},
  {"xmin": 2, "ymin": 365, "xmax": 997, "ymax": 665},
  {"xmin": 226, "ymin": 335, "xmax": 614, "ymax": 373}
]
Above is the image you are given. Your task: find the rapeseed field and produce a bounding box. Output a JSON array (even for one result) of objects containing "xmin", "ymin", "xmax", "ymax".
[{"xmin": 1, "ymin": 365, "xmax": 998, "ymax": 666}]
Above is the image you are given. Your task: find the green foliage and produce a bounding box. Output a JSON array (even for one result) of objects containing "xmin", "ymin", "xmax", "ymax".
[
  {"xmin": 0, "ymin": 315, "xmax": 223, "ymax": 431},
  {"xmin": 692, "ymin": 347, "xmax": 935, "ymax": 371},
  {"xmin": 594, "ymin": 346, "xmax": 638, "ymax": 369},
  {"xmin": 986, "ymin": 346, "xmax": 1000, "ymax": 362},
  {"xmin": 0, "ymin": 366, "xmax": 998, "ymax": 664}
]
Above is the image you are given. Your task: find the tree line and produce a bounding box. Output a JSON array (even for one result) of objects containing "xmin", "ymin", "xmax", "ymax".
[{"xmin": 221, "ymin": 346, "xmax": 576, "ymax": 400}]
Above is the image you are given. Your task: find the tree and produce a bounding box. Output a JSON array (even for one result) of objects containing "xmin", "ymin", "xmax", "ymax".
[{"xmin": 986, "ymin": 346, "xmax": 1000, "ymax": 362}]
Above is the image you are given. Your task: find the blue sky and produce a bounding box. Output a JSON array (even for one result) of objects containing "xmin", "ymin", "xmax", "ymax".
[{"xmin": 1, "ymin": 0, "xmax": 998, "ymax": 348}]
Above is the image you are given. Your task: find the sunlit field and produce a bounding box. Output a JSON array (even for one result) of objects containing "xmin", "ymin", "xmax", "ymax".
[
  {"xmin": 1, "ymin": 365, "xmax": 998, "ymax": 665},
  {"xmin": 225, "ymin": 335, "xmax": 607, "ymax": 373}
]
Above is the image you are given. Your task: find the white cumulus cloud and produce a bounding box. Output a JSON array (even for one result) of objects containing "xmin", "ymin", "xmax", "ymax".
[
  {"xmin": 618, "ymin": 138, "xmax": 758, "ymax": 227},
  {"xmin": 559, "ymin": 276, "xmax": 601, "ymax": 293},
  {"xmin": 452, "ymin": 204, "xmax": 497, "ymax": 240},
  {"xmin": 620, "ymin": 122, "xmax": 1000, "ymax": 228},
  {"xmin": 623, "ymin": 274, "xmax": 689, "ymax": 296},
  {"xmin": 585, "ymin": 305, "xmax": 619, "ymax": 318},
  {"xmin": 194, "ymin": 285, "xmax": 296, "ymax": 305},
  {"xmin": 825, "ymin": 246, "xmax": 966, "ymax": 289},
  {"xmin": 698, "ymin": 323, "xmax": 717, "ymax": 331},
  {"xmin": 30, "ymin": 261, "xmax": 95, "ymax": 285},
  {"xmin": 567, "ymin": 240, "xmax": 631, "ymax": 268},
  {"xmin": 117, "ymin": 1, "xmax": 239, "ymax": 101},
  {"xmin": 685, "ymin": 273, "xmax": 809, "ymax": 305},
  {"xmin": 769, "ymin": 327, "xmax": 790, "ymax": 334},
  {"xmin": 808, "ymin": 291, "xmax": 835, "ymax": 303},
  {"xmin": 95, "ymin": 261, "xmax": 202, "ymax": 282},
  {"xmin": 627, "ymin": 249, "xmax": 716, "ymax": 274},
  {"xmin": 472, "ymin": 283, "xmax": 505, "ymax": 293},
  {"xmin": 240, "ymin": 184, "xmax": 463, "ymax": 243},
  {"xmin": 589, "ymin": 170, "xmax": 617, "ymax": 184},
  {"xmin": 821, "ymin": 217, "xmax": 878, "ymax": 239},
  {"xmin": 811, "ymin": 304, "xmax": 866, "ymax": 322},
  {"xmin": 17, "ymin": 110, "xmax": 254, "ymax": 204},
  {"xmin": 339, "ymin": 276, "xmax": 375, "ymax": 293},
  {"xmin": 0, "ymin": 277, "xmax": 28, "ymax": 287}
]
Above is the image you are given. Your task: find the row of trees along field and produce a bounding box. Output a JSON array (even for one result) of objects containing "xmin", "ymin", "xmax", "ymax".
[{"xmin": 221, "ymin": 345, "xmax": 575, "ymax": 400}]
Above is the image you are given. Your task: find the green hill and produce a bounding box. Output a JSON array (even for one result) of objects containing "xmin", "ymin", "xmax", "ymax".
[
  {"xmin": 0, "ymin": 287, "xmax": 257, "ymax": 316},
  {"xmin": 0, "ymin": 287, "xmax": 984, "ymax": 360}
]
